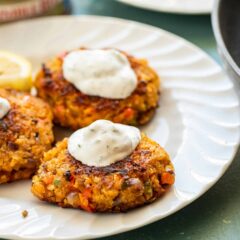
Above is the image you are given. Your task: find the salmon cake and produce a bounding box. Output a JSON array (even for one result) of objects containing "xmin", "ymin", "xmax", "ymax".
[
  {"xmin": 0, "ymin": 89, "xmax": 54, "ymax": 184},
  {"xmin": 31, "ymin": 121, "xmax": 174, "ymax": 213},
  {"xmin": 34, "ymin": 48, "xmax": 160, "ymax": 129}
]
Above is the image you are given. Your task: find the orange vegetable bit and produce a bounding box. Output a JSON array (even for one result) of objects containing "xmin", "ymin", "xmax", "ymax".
[
  {"xmin": 81, "ymin": 203, "xmax": 93, "ymax": 213},
  {"xmin": 43, "ymin": 175, "xmax": 54, "ymax": 185},
  {"xmin": 82, "ymin": 188, "xmax": 92, "ymax": 199},
  {"xmin": 55, "ymin": 105, "xmax": 65, "ymax": 115},
  {"xmin": 161, "ymin": 172, "xmax": 175, "ymax": 185},
  {"xmin": 81, "ymin": 189, "xmax": 93, "ymax": 212},
  {"xmin": 123, "ymin": 107, "xmax": 135, "ymax": 119}
]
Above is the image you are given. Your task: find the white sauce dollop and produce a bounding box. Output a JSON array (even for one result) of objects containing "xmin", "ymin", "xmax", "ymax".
[
  {"xmin": 0, "ymin": 97, "xmax": 10, "ymax": 119},
  {"xmin": 63, "ymin": 49, "xmax": 137, "ymax": 99},
  {"xmin": 68, "ymin": 120, "xmax": 141, "ymax": 167}
]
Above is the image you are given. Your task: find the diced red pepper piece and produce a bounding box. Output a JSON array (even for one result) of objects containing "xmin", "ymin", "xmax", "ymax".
[{"xmin": 161, "ymin": 172, "xmax": 175, "ymax": 185}]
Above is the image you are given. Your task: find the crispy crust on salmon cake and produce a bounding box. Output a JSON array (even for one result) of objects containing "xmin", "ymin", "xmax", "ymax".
[
  {"xmin": 31, "ymin": 134, "xmax": 174, "ymax": 212},
  {"xmin": 0, "ymin": 89, "xmax": 54, "ymax": 184},
  {"xmin": 34, "ymin": 49, "xmax": 160, "ymax": 129}
]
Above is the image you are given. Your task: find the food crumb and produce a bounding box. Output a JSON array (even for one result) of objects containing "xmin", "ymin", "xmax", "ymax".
[
  {"xmin": 22, "ymin": 210, "xmax": 28, "ymax": 218},
  {"xmin": 222, "ymin": 219, "xmax": 231, "ymax": 224}
]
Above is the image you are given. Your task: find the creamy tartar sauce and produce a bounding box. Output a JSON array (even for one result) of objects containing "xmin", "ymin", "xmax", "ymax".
[
  {"xmin": 68, "ymin": 120, "xmax": 141, "ymax": 167},
  {"xmin": 0, "ymin": 97, "xmax": 10, "ymax": 119},
  {"xmin": 63, "ymin": 49, "xmax": 137, "ymax": 99}
]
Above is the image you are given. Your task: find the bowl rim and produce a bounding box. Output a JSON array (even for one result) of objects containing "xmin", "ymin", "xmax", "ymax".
[{"xmin": 211, "ymin": 0, "xmax": 240, "ymax": 76}]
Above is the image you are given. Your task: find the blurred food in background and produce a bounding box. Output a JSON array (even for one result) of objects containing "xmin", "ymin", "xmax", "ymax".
[{"xmin": 0, "ymin": 0, "xmax": 69, "ymax": 23}]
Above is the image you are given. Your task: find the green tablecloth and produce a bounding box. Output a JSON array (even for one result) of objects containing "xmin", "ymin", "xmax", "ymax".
[{"xmin": 69, "ymin": 1, "xmax": 240, "ymax": 240}]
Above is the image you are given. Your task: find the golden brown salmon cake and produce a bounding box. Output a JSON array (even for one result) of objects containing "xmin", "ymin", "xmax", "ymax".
[
  {"xmin": 34, "ymin": 49, "xmax": 160, "ymax": 129},
  {"xmin": 0, "ymin": 89, "xmax": 54, "ymax": 184},
  {"xmin": 31, "ymin": 133, "xmax": 174, "ymax": 213}
]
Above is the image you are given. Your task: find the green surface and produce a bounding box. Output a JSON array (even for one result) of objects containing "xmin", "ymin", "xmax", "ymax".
[{"xmin": 68, "ymin": 1, "xmax": 240, "ymax": 240}]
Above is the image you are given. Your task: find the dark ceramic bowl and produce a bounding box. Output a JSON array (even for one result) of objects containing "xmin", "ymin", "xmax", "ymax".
[{"xmin": 212, "ymin": 0, "xmax": 240, "ymax": 86}]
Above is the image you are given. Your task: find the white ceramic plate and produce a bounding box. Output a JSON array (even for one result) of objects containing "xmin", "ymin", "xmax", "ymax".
[
  {"xmin": 117, "ymin": 0, "xmax": 214, "ymax": 14},
  {"xmin": 0, "ymin": 16, "xmax": 239, "ymax": 240}
]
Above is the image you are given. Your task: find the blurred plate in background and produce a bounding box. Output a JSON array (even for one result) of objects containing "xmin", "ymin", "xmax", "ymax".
[{"xmin": 117, "ymin": 0, "xmax": 214, "ymax": 14}]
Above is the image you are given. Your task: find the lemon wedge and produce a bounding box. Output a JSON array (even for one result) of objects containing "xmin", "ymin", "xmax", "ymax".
[{"xmin": 0, "ymin": 50, "xmax": 32, "ymax": 91}]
